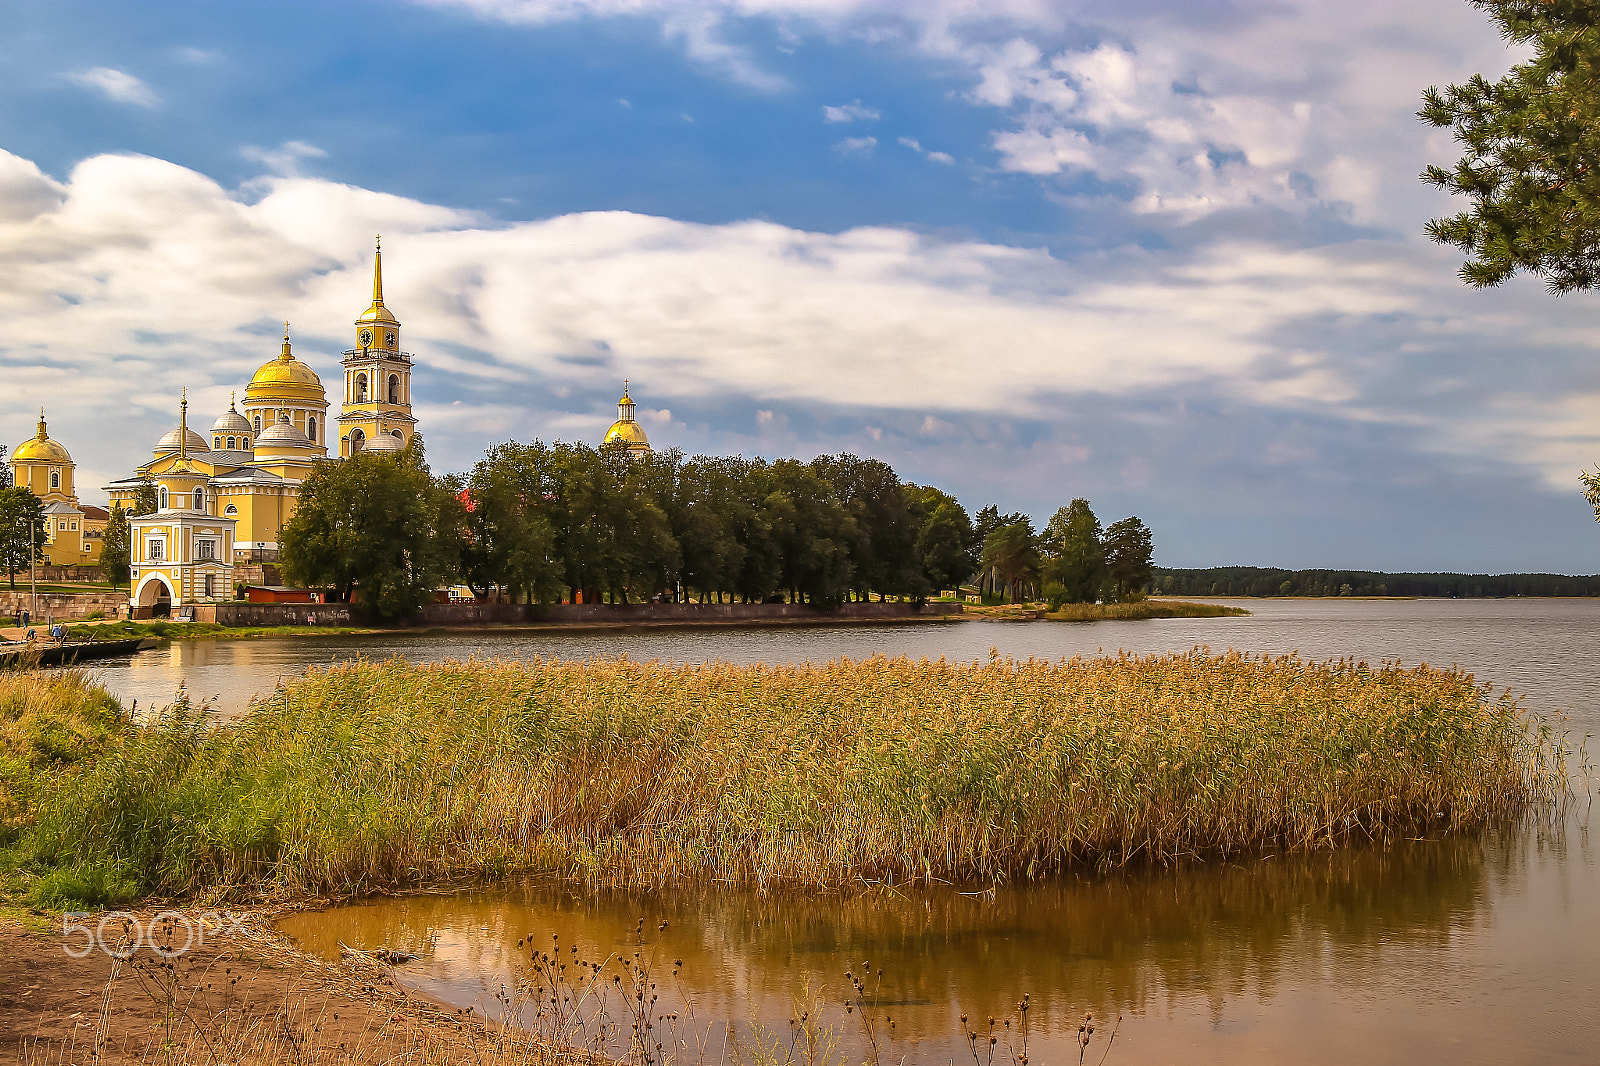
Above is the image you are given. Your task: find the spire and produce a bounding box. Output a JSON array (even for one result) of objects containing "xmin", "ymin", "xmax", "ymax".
[
  {"xmin": 372, "ymin": 235, "xmax": 384, "ymax": 308},
  {"xmin": 36, "ymin": 407, "xmax": 46, "ymax": 440},
  {"xmin": 280, "ymin": 322, "xmax": 292, "ymax": 361},
  {"xmin": 230, "ymin": 390, "xmax": 237, "ymax": 411},
  {"xmin": 179, "ymin": 388, "xmax": 189, "ymax": 459}
]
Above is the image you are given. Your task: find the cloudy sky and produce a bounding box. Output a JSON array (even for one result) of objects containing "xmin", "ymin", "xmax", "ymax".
[{"xmin": 1, "ymin": 0, "xmax": 1596, "ymax": 572}]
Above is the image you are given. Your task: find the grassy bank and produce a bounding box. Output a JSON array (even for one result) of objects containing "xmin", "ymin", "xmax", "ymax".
[
  {"xmin": 1045, "ymin": 600, "xmax": 1249, "ymax": 621},
  {"xmin": 6, "ymin": 651, "xmax": 1562, "ymax": 906},
  {"xmin": 60, "ymin": 619, "xmax": 383, "ymax": 642}
]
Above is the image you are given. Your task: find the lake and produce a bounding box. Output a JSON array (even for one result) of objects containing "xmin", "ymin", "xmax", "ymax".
[{"xmin": 95, "ymin": 599, "xmax": 1600, "ymax": 1064}]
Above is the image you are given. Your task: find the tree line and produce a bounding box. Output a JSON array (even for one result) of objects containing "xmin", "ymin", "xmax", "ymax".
[
  {"xmin": 1153, "ymin": 567, "xmax": 1600, "ymax": 599},
  {"xmin": 275, "ymin": 441, "xmax": 1155, "ymax": 619}
]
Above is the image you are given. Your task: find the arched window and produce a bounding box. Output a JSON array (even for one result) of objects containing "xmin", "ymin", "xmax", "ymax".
[
  {"xmin": 307, "ymin": 416, "xmax": 317, "ymax": 441},
  {"xmin": 224, "ymin": 504, "xmax": 237, "ymax": 515},
  {"xmin": 350, "ymin": 428, "xmax": 366, "ymax": 454},
  {"xmin": 242, "ymin": 437, "xmax": 250, "ymax": 449},
  {"xmin": 355, "ymin": 374, "xmax": 369, "ymax": 402},
  {"xmin": 193, "ymin": 489, "xmax": 204, "ymax": 512},
  {"xmin": 50, "ymin": 471, "xmax": 60, "ymax": 490},
  {"xmin": 227, "ymin": 436, "xmax": 237, "ymax": 449},
  {"xmin": 214, "ymin": 437, "xmax": 222, "ymax": 449},
  {"xmin": 392, "ymin": 430, "xmax": 402, "ymax": 439},
  {"xmin": 388, "ymin": 375, "xmax": 400, "ymax": 403},
  {"xmin": 159, "ymin": 487, "xmax": 168, "ymax": 510},
  {"xmin": 253, "ymin": 414, "xmax": 262, "ymax": 433}
]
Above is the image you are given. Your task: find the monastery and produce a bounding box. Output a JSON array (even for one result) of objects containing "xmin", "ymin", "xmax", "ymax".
[{"xmin": 8, "ymin": 240, "xmax": 655, "ymax": 615}]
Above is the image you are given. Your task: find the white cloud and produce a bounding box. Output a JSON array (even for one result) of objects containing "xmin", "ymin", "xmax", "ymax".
[
  {"xmin": 4, "ymin": 145, "xmax": 1598, "ymax": 505},
  {"xmin": 239, "ymin": 141, "xmax": 328, "ymax": 178},
  {"xmin": 823, "ymin": 99, "xmax": 879, "ymax": 123},
  {"xmin": 66, "ymin": 67, "xmax": 158, "ymax": 108},
  {"xmin": 833, "ymin": 135, "xmax": 876, "ymax": 155},
  {"xmin": 898, "ymin": 136, "xmax": 954, "ymax": 165}
]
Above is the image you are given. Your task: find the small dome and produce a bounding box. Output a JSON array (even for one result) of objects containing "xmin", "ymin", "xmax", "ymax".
[
  {"xmin": 356, "ymin": 302, "xmax": 400, "ymax": 327},
  {"xmin": 14, "ymin": 412, "xmax": 72, "ymax": 463},
  {"xmin": 257, "ymin": 421, "xmax": 311, "ymax": 446},
  {"xmin": 603, "ymin": 419, "xmax": 651, "ymax": 449},
  {"xmin": 364, "ymin": 431, "xmax": 405, "ymax": 453},
  {"xmin": 212, "ymin": 400, "xmax": 252, "ymax": 435},
  {"xmin": 154, "ymin": 427, "xmax": 211, "ymax": 455}
]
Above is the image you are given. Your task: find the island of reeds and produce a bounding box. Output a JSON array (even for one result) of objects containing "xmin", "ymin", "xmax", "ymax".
[{"xmin": 2, "ymin": 651, "xmax": 1562, "ymax": 906}]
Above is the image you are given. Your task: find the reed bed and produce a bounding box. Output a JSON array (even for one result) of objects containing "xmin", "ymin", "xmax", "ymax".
[{"xmin": 22, "ymin": 651, "xmax": 1563, "ymax": 903}]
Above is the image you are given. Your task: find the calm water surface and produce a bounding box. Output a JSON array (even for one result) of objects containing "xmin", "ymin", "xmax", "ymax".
[{"xmin": 92, "ymin": 599, "xmax": 1600, "ymax": 1064}]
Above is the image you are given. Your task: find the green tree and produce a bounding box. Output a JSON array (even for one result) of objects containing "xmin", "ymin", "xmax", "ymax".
[
  {"xmin": 279, "ymin": 445, "xmax": 463, "ymax": 619},
  {"xmin": 916, "ymin": 501, "xmax": 977, "ymax": 593},
  {"xmin": 0, "ymin": 445, "xmax": 9, "ymax": 489},
  {"xmin": 1421, "ymin": 1, "xmax": 1600, "ymax": 292},
  {"xmin": 0, "ymin": 487, "xmax": 46, "ymax": 590},
  {"xmin": 100, "ymin": 503, "xmax": 132, "ymax": 590},
  {"xmin": 812, "ymin": 454, "xmax": 926, "ymax": 601},
  {"xmin": 131, "ymin": 476, "xmax": 159, "ymax": 516},
  {"xmin": 980, "ymin": 518, "xmax": 1040, "ymax": 603},
  {"xmin": 461, "ymin": 443, "xmax": 565, "ymax": 604},
  {"xmin": 764, "ymin": 459, "xmax": 858, "ymax": 607},
  {"xmin": 1102, "ymin": 515, "xmax": 1155, "ymax": 602},
  {"xmin": 1041, "ymin": 499, "xmax": 1106, "ymax": 604}
]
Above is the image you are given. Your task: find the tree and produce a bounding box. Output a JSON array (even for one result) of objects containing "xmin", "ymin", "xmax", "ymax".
[
  {"xmin": 0, "ymin": 445, "xmax": 9, "ymax": 489},
  {"xmin": 1421, "ymin": 1, "xmax": 1600, "ymax": 292},
  {"xmin": 279, "ymin": 445, "xmax": 462, "ymax": 620},
  {"xmin": 1102, "ymin": 516, "xmax": 1154, "ymax": 602},
  {"xmin": 1041, "ymin": 499, "xmax": 1106, "ymax": 604},
  {"xmin": 980, "ymin": 518, "xmax": 1040, "ymax": 603},
  {"xmin": 131, "ymin": 476, "xmax": 159, "ymax": 516},
  {"xmin": 100, "ymin": 503, "xmax": 131, "ymax": 590},
  {"xmin": 462, "ymin": 442, "xmax": 564, "ymax": 604},
  {"xmin": 0, "ymin": 487, "xmax": 46, "ymax": 590},
  {"xmin": 812, "ymin": 454, "xmax": 926, "ymax": 601},
  {"xmin": 1584, "ymin": 466, "xmax": 1600, "ymax": 521}
]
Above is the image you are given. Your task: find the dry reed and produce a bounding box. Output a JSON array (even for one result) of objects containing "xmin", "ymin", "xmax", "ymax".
[{"xmin": 20, "ymin": 649, "xmax": 1563, "ymax": 903}]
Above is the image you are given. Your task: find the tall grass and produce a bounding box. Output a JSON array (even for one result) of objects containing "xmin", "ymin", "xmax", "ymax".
[{"xmin": 22, "ymin": 651, "xmax": 1563, "ymax": 903}]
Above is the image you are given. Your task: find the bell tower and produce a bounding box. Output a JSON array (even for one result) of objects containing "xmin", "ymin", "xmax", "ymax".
[{"xmin": 338, "ymin": 236, "xmax": 418, "ymax": 456}]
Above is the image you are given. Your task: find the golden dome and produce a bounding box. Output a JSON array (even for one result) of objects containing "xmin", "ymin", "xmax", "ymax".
[
  {"xmin": 246, "ymin": 327, "xmax": 326, "ymax": 405},
  {"xmin": 603, "ymin": 419, "xmax": 651, "ymax": 448},
  {"xmin": 13, "ymin": 410, "xmax": 72, "ymax": 463}
]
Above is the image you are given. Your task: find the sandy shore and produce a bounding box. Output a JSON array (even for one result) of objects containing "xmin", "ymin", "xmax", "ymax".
[{"xmin": 0, "ymin": 910, "xmax": 562, "ymax": 1065}]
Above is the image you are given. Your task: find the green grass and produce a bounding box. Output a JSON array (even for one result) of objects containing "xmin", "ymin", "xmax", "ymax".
[
  {"xmin": 60, "ymin": 620, "xmax": 382, "ymax": 642},
  {"xmin": 1044, "ymin": 600, "xmax": 1250, "ymax": 621},
  {"xmin": 8, "ymin": 652, "xmax": 1564, "ymax": 907}
]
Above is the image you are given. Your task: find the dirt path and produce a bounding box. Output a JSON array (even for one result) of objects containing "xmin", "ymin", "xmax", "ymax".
[{"xmin": 0, "ymin": 910, "xmax": 561, "ymax": 1065}]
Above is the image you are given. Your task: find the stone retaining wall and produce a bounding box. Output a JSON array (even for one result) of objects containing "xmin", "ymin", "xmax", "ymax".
[
  {"xmin": 191, "ymin": 603, "xmax": 356, "ymax": 626},
  {"xmin": 0, "ymin": 591, "xmax": 126, "ymax": 622}
]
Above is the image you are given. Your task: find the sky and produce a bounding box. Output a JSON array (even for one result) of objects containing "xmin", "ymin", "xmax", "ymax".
[{"xmin": 1, "ymin": 0, "xmax": 1597, "ymax": 573}]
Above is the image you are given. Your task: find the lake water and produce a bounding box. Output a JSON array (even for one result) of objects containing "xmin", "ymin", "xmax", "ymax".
[{"xmin": 92, "ymin": 599, "xmax": 1600, "ymax": 1064}]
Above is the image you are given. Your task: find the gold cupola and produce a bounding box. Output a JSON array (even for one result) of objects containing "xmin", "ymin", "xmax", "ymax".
[
  {"xmin": 354, "ymin": 235, "xmax": 400, "ymax": 352},
  {"xmin": 602, "ymin": 380, "xmax": 652, "ymax": 457},
  {"xmin": 13, "ymin": 408, "xmax": 72, "ymax": 463},
  {"xmin": 242, "ymin": 323, "xmax": 330, "ymax": 452}
]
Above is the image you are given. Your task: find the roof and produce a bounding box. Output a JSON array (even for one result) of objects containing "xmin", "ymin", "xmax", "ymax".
[
  {"xmin": 80, "ymin": 506, "xmax": 110, "ymax": 520},
  {"xmin": 41, "ymin": 501, "xmax": 82, "ymax": 514},
  {"xmin": 604, "ymin": 419, "xmax": 651, "ymax": 447},
  {"xmin": 154, "ymin": 427, "xmax": 211, "ymax": 455},
  {"xmin": 13, "ymin": 412, "xmax": 71, "ymax": 463}
]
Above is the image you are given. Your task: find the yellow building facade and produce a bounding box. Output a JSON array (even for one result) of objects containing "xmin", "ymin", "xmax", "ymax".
[
  {"xmin": 8, "ymin": 410, "xmax": 105, "ymax": 566},
  {"xmin": 103, "ymin": 241, "xmax": 419, "ymax": 612}
]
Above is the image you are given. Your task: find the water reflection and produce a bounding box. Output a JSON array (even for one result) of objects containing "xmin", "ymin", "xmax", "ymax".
[
  {"xmin": 86, "ymin": 598, "xmax": 1600, "ymax": 734},
  {"xmin": 278, "ymin": 816, "xmax": 1599, "ymax": 1065}
]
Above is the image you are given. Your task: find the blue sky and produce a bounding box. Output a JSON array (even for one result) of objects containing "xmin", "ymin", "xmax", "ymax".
[{"xmin": 2, "ymin": 0, "xmax": 1598, "ymax": 572}]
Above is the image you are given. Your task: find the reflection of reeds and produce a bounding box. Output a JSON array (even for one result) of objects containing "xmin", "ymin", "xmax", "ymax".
[{"xmin": 27, "ymin": 651, "xmax": 1564, "ymax": 901}]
